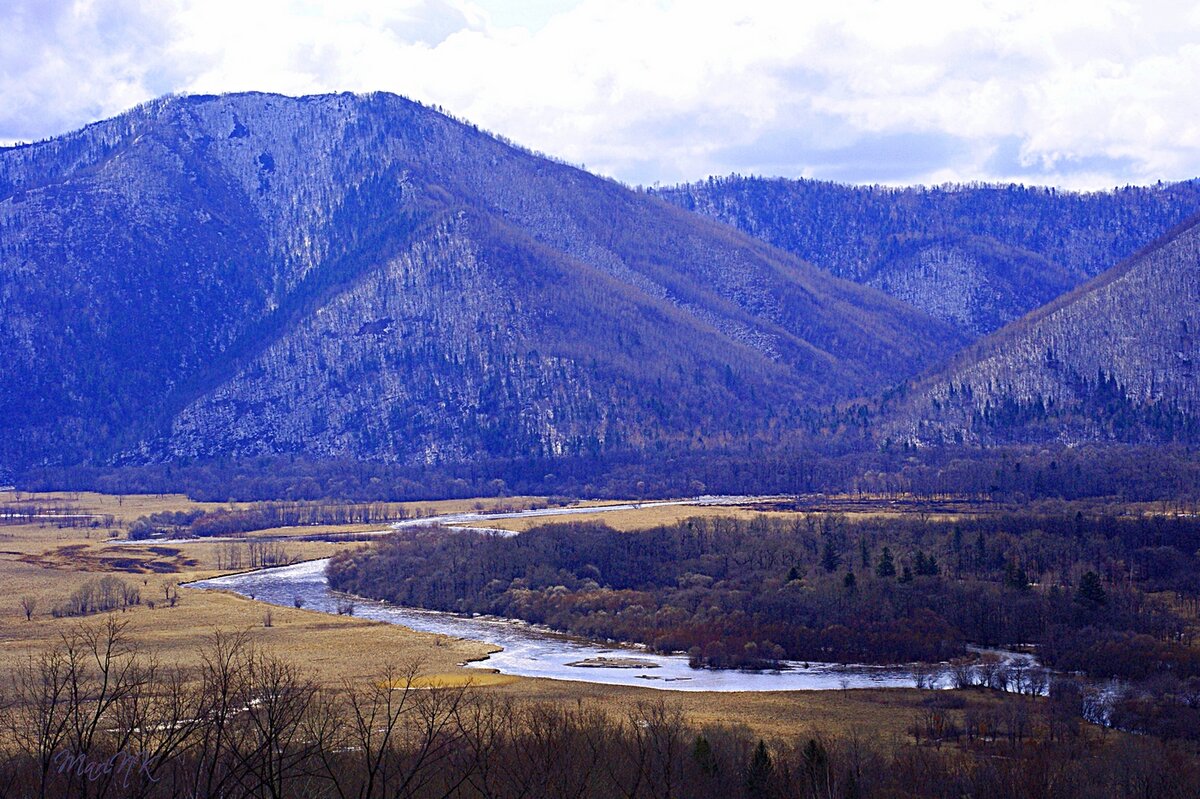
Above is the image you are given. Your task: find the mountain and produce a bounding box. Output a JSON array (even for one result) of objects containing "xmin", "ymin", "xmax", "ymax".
[
  {"xmin": 0, "ymin": 92, "xmax": 960, "ymax": 471},
  {"xmin": 879, "ymin": 215, "xmax": 1200, "ymax": 446},
  {"xmin": 655, "ymin": 177, "xmax": 1200, "ymax": 338}
]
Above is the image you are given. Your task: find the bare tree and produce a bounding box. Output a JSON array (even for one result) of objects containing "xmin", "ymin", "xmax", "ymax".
[
  {"xmin": 189, "ymin": 630, "xmax": 253, "ymax": 799},
  {"xmin": 394, "ymin": 679, "xmax": 471, "ymax": 797},
  {"xmin": 911, "ymin": 663, "xmax": 940, "ymax": 690},
  {"xmin": 3, "ymin": 617, "xmax": 155, "ymax": 797},
  {"xmin": 231, "ymin": 650, "xmax": 322, "ymax": 799},
  {"xmin": 636, "ymin": 701, "xmax": 688, "ymax": 799},
  {"xmin": 319, "ymin": 662, "xmax": 422, "ymax": 798},
  {"xmin": 5, "ymin": 640, "xmax": 75, "ymax": 796},
  {"xmin": 19, "ymin": 596, "xmax": 35, "ymax": 621}
]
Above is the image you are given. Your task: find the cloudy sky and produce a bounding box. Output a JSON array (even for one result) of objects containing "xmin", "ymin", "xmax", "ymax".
[{"xmin": 3, "ymin": 0, "xmax": 1199, "ymax": 189}]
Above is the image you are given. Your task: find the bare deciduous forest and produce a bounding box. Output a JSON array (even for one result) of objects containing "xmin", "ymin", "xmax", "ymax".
[{"xmin": 2, "ymin": 619, "xmax": 1199, "ymax": 798}]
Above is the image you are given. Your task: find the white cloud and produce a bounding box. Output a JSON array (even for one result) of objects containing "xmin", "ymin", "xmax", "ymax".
[
  {"xmin": 0, "ymin": 0, "xmax": 192, "ymax": 141},
  {"xmin": 2, "ymin": 0, "xmax": 1200, "ymax": 188}
]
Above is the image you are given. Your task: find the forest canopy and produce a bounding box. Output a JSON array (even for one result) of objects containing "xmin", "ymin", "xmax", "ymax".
[{"xmin": 328, "ymin": 509, "xmax": 1200, "ymax": 678}]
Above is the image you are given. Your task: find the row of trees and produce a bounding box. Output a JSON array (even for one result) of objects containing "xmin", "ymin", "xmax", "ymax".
[
  {"xmin": 128, "ymin": 501, "xmax": 415, "ymax": 540},
  {"xmin": 50, "ymin": 576, "xmax": 141, "ymax": 618},
  {"xmin": 212, "ymin": 540, "xmax": 293, "ymax": 570},
  {"xmin": 22, "ymin": 443, "xmax": 1200, "ymax": 504},
  {"xmin": 0, "ymin": 499, "xmax": 114, "ymax": 529},
  {"xmin": 1, "ymin": 619, "xmax": 1197, "ymax": 798}
]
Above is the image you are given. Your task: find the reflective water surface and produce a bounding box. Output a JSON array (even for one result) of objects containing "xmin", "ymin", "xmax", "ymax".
[{"xmin": 190, "ymin": 559, "xmax": 1035, "ymax": 692}]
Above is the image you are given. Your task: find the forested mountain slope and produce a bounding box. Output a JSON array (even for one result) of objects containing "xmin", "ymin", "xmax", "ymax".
[
  {"xmin": 0, "ymin": 92, "xmax": 958, "ymax": 470},
  {"xmin": 879, "ymin": 215, "xmax": 1200, "ymax": 445},
  {"xmin": 656, "ymin": 177, "xmax": 1200, "ymax": 337}
]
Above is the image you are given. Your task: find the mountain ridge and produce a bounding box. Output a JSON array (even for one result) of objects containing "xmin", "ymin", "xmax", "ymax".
[
  {"xmin": 878, "ymin": 212, "xmax": 1200, "ymax": 445},
  {"xmin": 655, "ymin": 175, "xmax": 1200, "ymax": 338},
  {"xmin": 0, "ymin": 91, "xmax": 959, "ymax": 470}
]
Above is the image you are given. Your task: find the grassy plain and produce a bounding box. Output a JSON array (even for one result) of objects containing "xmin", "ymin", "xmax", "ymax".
[
  {"xmin": 0, "ymin": 489, "xmax": 1026, "ymax": 743},
  {"xmin": 476, "ymin": 494, "xmax": 986, "ymax": 533}
]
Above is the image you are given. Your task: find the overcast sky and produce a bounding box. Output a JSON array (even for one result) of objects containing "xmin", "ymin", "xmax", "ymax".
[{"xmin": 3, "ymin": 0, "xmax": 1199, "ymax": 189}]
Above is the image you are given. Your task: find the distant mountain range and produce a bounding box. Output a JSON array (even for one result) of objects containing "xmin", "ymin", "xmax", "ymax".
[
  {"xmin": 2, "ymin": 92, "xmax": 1197, "ymax": 473},
  {"xmin": 656, "ymin": 176, "xmax": 1200, "ymax": 338}
]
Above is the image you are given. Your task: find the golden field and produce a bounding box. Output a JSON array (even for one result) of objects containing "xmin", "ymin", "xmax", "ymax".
[{"xmin": 0, "ymin": 489, "xmax": 1013, "ymax": 743}]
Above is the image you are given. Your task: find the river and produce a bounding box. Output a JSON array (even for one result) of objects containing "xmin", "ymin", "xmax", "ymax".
[{"xmin": 189, "ymin": 558, "xmax": 1039, "ymax": 693}]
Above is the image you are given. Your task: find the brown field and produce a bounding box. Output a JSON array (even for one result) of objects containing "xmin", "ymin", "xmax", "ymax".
[
  {"xmin": 0, "ymin": 489, "xmax": 1025, "ymax": 743},
  {"xmin": 0, "ymin": 489, "xmax": 570, "ymax": 525},
  {"xmin": 476, "ymin": 496, "xmax": 978, "ymax": 534},
  {"xmin": 480, "ymin": 503, "xmax": 770, "ymax": 533}
]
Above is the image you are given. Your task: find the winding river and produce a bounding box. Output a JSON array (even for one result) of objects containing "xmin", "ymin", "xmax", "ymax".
[{"xmin": 189, "ymin": 558, "xmax": 1038, "ymax": 693}]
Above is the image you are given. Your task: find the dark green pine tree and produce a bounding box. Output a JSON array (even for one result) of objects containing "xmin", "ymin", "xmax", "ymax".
[
  {"xmin": 1005, "ymin": 561, "xmax": 1031, "ymax": 591},
  {"xmin": 953, "ymin": 526, "xmax": 964, "ymax": 577},
  {"xmin": 821, "ymin": 539, "xmax": 842, "ymax": 573},
  {"xmin": 1075, "ymin": 570, "xmax": 1107, "ymax": 607},
  {"xmin": 876, "ymin": 546, "xmax": 896, "ymax": 578},
  {"xmin": 693, "ymin": 734, "xmax": 719, "ymax": 777},
  {"xmin": 843, "ymin": 570, "xmax": 857, "ymax": 592},
  {"xmin": 745, "ymin": 739, "xmax": 774, "ymax": 799},
  {"xmin": 912, "ymin": 550, "xmax": 940, "ymax": 577},
  {"xmin": 802, "ymin": 738, "xmax": 829, "ymax": 798}
]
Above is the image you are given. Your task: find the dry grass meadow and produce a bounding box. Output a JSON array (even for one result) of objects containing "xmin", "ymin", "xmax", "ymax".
[
  {"xmin": 473, "ymin": 494, "xmax": 998, "ymax": 534},
  {"xmin": 0, "ymin": 489, "xmax": 1008, "ymax": 743}
]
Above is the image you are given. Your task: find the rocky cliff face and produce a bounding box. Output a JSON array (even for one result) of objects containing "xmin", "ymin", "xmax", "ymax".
[
  {"xmin": 880, "ymin": 218, "xmax": 1200, "ymax": 445},
  {"xmin": 656, "ymin": 177, "xmax": 1200, "ymax": 338},
  {"xmin": 0, "ymin": 92, "xmax": 959, "ymax": 469}
]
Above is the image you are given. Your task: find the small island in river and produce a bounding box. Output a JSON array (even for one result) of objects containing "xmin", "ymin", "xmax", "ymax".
[{"xmin": 566, "ymin": 656, "xmax": 660, "ymax": 669}]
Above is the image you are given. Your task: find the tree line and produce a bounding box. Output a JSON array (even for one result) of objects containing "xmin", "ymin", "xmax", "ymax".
[
  {"xmin": 20, "ymin": 443, "xmax": 1200, "ymax": 505},
  {"xmin": 128, "ymin": 501, "xmax": 414, "ymax": 540}
]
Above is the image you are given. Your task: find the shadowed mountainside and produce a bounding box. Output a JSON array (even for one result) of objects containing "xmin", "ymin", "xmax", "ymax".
[
  {"xmin": 0, "ymin": 92, "xmax": 959, "ymax": 470},
  {"xmin": 879, "ymin": 215, "xmax": 1200, "ymax": 445}
]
